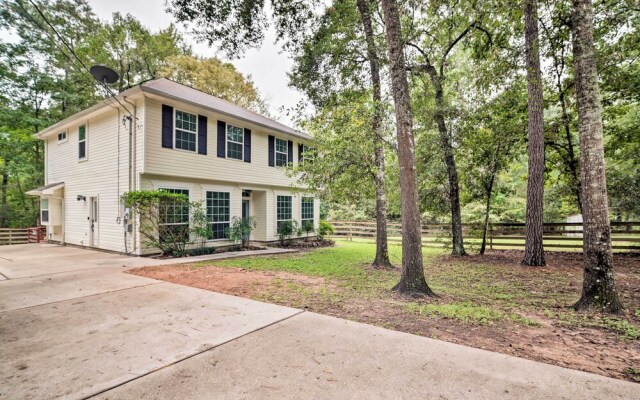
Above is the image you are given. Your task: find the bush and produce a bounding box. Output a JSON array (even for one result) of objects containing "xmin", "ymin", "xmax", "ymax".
[
  {"xmin": 226, "ymin": 216, "xmax": 257, "ymax": 248},
  {"xmin": 318, "ymin": 220, "xmax": 334, "ymax": 239},
  {"xmin": 301, "ymin": 220, "xmax": 316, "ymax": 240},
  {"xmin": 278, "ymin": 220, "xmax": 299, "ymax": 246},
  {"xmin": 121, "ymin": 190, "xmax": 209, "ymax": 257}
]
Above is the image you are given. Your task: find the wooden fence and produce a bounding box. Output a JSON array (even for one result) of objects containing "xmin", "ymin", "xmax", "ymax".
[
  {"xmin": 330, "ymin": 221, "xmax": 640, "ymax": 252},
  {"xmin": 0, "ymin": 227, "xmax": 46, "ymax": 246}
]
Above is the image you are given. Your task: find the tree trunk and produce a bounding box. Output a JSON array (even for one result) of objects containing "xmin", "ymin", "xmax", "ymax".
[
  {"xmin": 522, "ymin": 0, "xmax": 546, "ymax": 266},
  {"xmin": 571, "ymin": 0, "xmax": 622, "ymax": 312},
  {"xmin": 559, "ymin": 90, "xmax": 583, "ymax": 213},
  {"xmin": 356, "ymin": 0, "xmax": 392, "ymax": 268},
  {"xmin": 432, "ymin": 79, "xmax": 465, "ymax": 256},
  {"xmin": 380, "ymin": 0, "xmax": 434, "ymax": 295}
]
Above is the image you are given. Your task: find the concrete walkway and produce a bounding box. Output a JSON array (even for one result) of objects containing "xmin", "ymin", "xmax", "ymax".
[{"xmin": 1, "ymin": 244, "xmax": 638, "ymax": 399}]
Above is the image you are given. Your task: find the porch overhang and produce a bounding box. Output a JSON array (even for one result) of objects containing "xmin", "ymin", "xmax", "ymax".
[{"xmin": 26, "ymin": 182, "xmax": 65, "ymax": 196}]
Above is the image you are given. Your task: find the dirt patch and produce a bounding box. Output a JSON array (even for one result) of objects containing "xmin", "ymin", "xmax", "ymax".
[
  {"xmin": 128, "ymin": 264, "xmax": 324, "ymax": 298},
  {"xmin": 130, "ymin": 249, "xmax": 640, "ymax": 382}
]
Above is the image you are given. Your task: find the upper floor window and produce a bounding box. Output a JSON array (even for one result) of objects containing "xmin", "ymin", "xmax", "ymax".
[
  {"xmin": 301, "ymin": 144, "xmax": 313, "ymax": 163},
  {"xmin": 57, "ymin": 131, "xmax": 67, "ymax": 143},
  {"xmin": 275, "ymin": 138, "xmax": 288, "ymax": 167},
  {"xmin": 226, "ymin": 125, "xmax": 244, "ymax": 160},
  {"xmin": 175, "ymin": 110, "xmax": 197, "ymax": 152},
  {"xmin": 78, "ymin": 125, "xmax": 87, "ymax": 160}
]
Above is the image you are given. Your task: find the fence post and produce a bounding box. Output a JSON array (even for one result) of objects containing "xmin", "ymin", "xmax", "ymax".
[{"xmin": 489, "ymin": 223, "xmax": 493, "ymax": 250}]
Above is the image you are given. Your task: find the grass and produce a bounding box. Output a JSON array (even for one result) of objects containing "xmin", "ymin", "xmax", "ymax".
[{"xmin": 139, "ymin": 239, "xmax": 640, "ymax": 381}]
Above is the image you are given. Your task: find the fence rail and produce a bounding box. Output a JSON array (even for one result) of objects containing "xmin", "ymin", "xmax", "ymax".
[
  {"xmin": 330, "ymin": 221, "xmax": 640, "ymax": 252},
  {"xmin": 0, "ymin": 227, "xmax": 46, "ymax": 246}
]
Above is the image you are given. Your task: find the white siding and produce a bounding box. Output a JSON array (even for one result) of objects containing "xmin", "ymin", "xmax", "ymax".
[
  {"xmin": 45, "ymin": 100, "xmax": 144, "ymax": 253},
  {"xmin": 143, "ymin": 98, "xmax": 305, "ymax": 188}
]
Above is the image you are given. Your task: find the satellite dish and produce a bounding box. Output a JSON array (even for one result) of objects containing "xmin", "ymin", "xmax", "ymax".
[{"xmin": 90, "ymin": 65, "xmax": 119, "ymax": 84}]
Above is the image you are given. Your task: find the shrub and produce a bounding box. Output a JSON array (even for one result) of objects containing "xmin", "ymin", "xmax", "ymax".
[
  {"xmin": 301, "ymin": 220, "xmax": 316, "ymax": 240},
  {"xmin": 318, "ymin": 220, "xmax": 334, "ymax": 239},
  {"xmin": 278, "ymin": 220, "xmax": 299, "ymax": 246},
  {"xmin": 121, "ymin": 190, "xmax": 209, "ymax": 257},
  {"xmin": 226, "ymin": 216, "xmax": 257, "ymax": 248}
]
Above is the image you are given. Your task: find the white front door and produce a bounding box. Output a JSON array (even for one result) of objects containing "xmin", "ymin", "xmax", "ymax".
[{"xmin": 89, "ymin": 197, "xmax": 99, "ymax": 247}]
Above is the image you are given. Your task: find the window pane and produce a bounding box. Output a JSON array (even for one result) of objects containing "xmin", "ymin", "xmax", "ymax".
[
  {"xmin": 206, "ymin": 191, "xmax": 230, "ymax": 239},
  {"xmin": 227, "ymin": 125, "xmax": 244, "ymax": 143},
  {"xmin": 41, "ymin": 210, "xmax": 49, "ymax": 223},
  {"xmin": 79, "ymin": 142, "xmax": 86, "ymax": 159},
  {"xmin": 276, "ymin": 195, "xmax": 292, "ymax": 221},
  {"xmin": 227, "ymin": 142, "xmax": 243, "ymax": 160},
  {"xmin": 176, "ymin": 111, "xmax": 197, "ymax": 132},
  {"xmin": 276, "ymin": 138, "xmax": 287, "ymax": 153},
  {"xmin": 158, "ymin": 189, "xmax": 190, "ymax": 243},
  {"xmin": 79, "ymin": 125, "xmax": 86, "ymax": 141},
  {"xmin": 175, "ymin": 130, "xmax": 196, "ymax": 151}
]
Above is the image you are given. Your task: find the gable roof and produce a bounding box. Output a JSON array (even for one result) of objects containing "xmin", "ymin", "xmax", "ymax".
[
  {"xmin": 141, "ymin": 79, "xmax": 310, "ymax": 140},
  {"xmin": 35, "ymin": 78, "xmax": 310, "ymax": 140}
]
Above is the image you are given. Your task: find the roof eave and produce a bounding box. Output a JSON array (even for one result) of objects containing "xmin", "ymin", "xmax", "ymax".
[{"xmin": 140, "ymin": 85, "xmax": 312, "ymax": 141}]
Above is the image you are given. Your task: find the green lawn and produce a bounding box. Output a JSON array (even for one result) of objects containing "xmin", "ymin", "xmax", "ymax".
[{"xmin": 183, "ymin": 239, "xmax": 640, "ymax": 381}]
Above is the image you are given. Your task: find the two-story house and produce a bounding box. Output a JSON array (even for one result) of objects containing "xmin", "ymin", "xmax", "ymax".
[{"xmin": 27, "ymin": 78, "xmax": 318, "ymax": 255}]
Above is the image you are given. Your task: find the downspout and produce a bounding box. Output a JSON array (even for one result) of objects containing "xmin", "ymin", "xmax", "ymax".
[{"xmin": 123, "ymin": 97, "xmax": 137, "ymax": 254}]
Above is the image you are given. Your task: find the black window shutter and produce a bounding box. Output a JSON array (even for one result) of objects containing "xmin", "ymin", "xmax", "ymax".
[
  {"xmin": 198, "ymin": 115, "xmax": 207, "ymax": 155},
  {"xmin": 298, "ymin": 143, "xmax": 304, "ymax": 163},
  {"xmin": 217, "ymin": 120, "xmax": 226, "ymax": 158},
  {"xmin": 244, "ymin": 129, "xmax": 251, "ymax": 163},
  {"xmin": 268, "ymin": 135, "xmax": 275, "ymax": 167},
  {"xmin": 161, "ymin": 104, "xmax": 173, "ymax": 148},
  {"xmin": 288, "ymin": 140, "xmax": 294, "ymax": 165}
]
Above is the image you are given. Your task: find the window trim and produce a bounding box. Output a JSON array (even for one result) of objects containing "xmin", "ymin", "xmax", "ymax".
[
  {"xmin": 226, "ymin": 124, "xmax": 244, "ymax": 160},
  {"xmin": 57, "ymin": 131, "xmax": 67, "ymax": 144},
  {"xmin": 206, "ymin": 190, "xmax": 231, "ymax": 241},
  {"xmin": 301, "ymin": 197, "xmax": 314, "ymax": 230},
  {"xmin": 158, "ymin": 188, "xmax": 190, "ymax": 243},
  {"xmin": 173, "ymin": 109, "xmax": 198, "ymax": 153},
  {"xmin": 41, "ymin": 198, "xmax": 49, "ymax": 223},
  {"xmin": 78, "ymin": 124, "xmax": 88, "ymax": 161},
  {"xmin": 275, "ymin": 137, "xmax": 288, "ymax": 167},
  {"xmin": 276, "ymin": 195, "xmax": 293, "ymax": 234}
]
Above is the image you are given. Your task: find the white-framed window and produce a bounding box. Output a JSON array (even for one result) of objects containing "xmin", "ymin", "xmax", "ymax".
[
  {"xmin": 301, "ymin": 197, "xmax": 314, "ymax": 231},
  {"xmin": 175, "ymin": 110, "xmax": 197, "ymax": 152},
  {"xmin": 301, "ymin": 144, "xmax": 313, "ymax": 163},
  {"xmin": 276, "ymin": 195, "xmax": 292, "ymax": 233},
  {"xmin": 57, "ymin": 131, "xmax": 67, "ymax": 143},
  {"xmin": 275, "ymin": 138, "xmax": 288, "ymax": 167},
  {"xmin": 226, "ymin": 124, "xmax": 244, "ymax": 160},
  {"xmin": 158, "ymin": 188, "xmax": 190, "ymax": 243},
  {"xmin": 40, "ymin": 199, "xmax": 49, "ymax": 223},
  {"xmin": 78, "ymin": 125, "xmax": 87, "ymax": 160},
  {"xmin": 206, "ymin": 191, "xmax": 230, "ymax": 239}
]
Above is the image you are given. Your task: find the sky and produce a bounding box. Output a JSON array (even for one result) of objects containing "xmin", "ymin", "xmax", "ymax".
[{"xmin": 87, "ymin": 0, "xmax": 302, "ymax": 126}]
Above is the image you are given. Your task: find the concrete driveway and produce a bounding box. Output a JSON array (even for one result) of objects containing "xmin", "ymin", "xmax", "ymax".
[{"xmin": 1, "ymin": 244, "xmax": 639, "ymax": 399}]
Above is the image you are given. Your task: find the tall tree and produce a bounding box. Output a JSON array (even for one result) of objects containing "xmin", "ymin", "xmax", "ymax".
[
  {"xmin": 571, "ymin": 0, "xmax": 621, "ymax": 312},
  {"xmin": 380, "ymin": 0, "xmax": 434, "ymax": 295},
  {"xmin": 405, "ymin": 1, "xmax": 493, "ymax": 256},
  {"xmin": 522, "ymin": 0, "xmax": 546, "ymax": 266},
  {"xmin": 355, "ymin": 0, "xmax": 391, "ymax": 268},
  {"xmin": 159, "ymin": 55, "xmax": 268, "ymax": 114}
]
